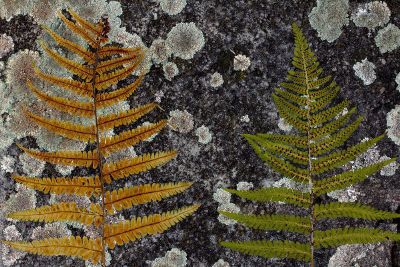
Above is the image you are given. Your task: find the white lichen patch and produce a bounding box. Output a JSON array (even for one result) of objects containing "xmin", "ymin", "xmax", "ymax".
[
  {"xmin": 159, "ymin": 0, "xmax": 187, "ymax": 16},
  {"xmin": 2, "ymin": 185, "xmax": 36, "ymax": 216},
  {"xmin": 273, "ymin": 177, "xmax": 310, "ymax": 193},
  {"xmin": 195, "ymin": 125, "xmax": 212, "ymax": 144},
  {"xmin": 236, "ymin": 181, "xmax": 253, "ymax": 191},
  {"xmin": 163, "ymin": 62, "xmax": 179, "ymax": 81},
  {"xmin": 150, "ymin": 38, "xmax": 172, "ymax": 64},
  {"xmin": 278, "ymin": 118, "xmax": 293, "ymax": 132},
  {"xmin": 1, "ymin": 225, "xmax": 26, "ymax": 266},
  {"xmin": 55, "ymin": 165, "xmax": 75, "ymax": 176},
  {"xmin": 0, "ymin": 34, "xmax": 14, "ymax": 58},
  {"xmin": 210, "ymin": 72, "xmax": 224, "ymax": 88},
  {"xmin": 233, "ymin": 54, "xmax": 251, "ymax": 71},
  {"xmin": 155, "ymin": 90, "xmax": 164, "ymax": 103},
  {"xmin": 309, "ymin": 0, "xmax": 349, "ymax": 42},
  {"xmin": 352, "ymin": 1, "xmax": 391, "ymax": 29},
  {"xmin": 19, "ymin": 152, "xmax": 45, "ymax": 177},
  {"xmin": 353, "ymin": 58, "xmax": 376, "ymax": 85},
  {"xmin": 387, "ymin": 105, "xmax": 400, "ymax": 146},
  {"xmin": 168, "ymin": 109, "xmax": 194, "ymax": 133},
  {"xmin": 217, "ymin": 203, "xmax": 240, "ymax": 225},
  {"xmin": 31, "ymin": 222, "xmax": 71, "ymax": 240},
  {"xmin": 1, "ymin": 156, "xmax": 15, "ymax": 173},
  {"xmin": 212, "ymin": 259, "xmax": 230, "ymax": 267},
  {"xmin": 166, "ymin": 22, "xmax": 205, "ymax": 60},
  {"xmin": 151, "ymin": 248, "xmax": 187, "ymax": 267},
  {"xmin": 379, "ymin": 155, "xmax": 398, "ymax": 176},
  {"xmin": 375, "ymin": 23, "xmax": 400, "ymax": 53},
  {"xmin": 396, "ymin": 72, "xmax": 400, "ymax": 92},
  {"xmin": 213, "ymin": 188, "xmax": 231, "ymax": 205},
  {"xmin": 240, "ymin": 115, "xmax": 250, "ymax": 123},
  {"xmin": 328, "ymin": 186, "xmax": 362, "ymax": 202}
]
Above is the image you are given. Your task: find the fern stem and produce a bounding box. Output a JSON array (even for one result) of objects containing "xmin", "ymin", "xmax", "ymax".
[{"xmin": 92, "ymin": 30, "xmax": 107, "ymax": 267}]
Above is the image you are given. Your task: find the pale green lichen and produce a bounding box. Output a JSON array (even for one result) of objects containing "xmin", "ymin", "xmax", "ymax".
[
  {"xmin": 158, "ymin": 0, "xmax": 187, "ymax": 16},
  {"xmin": 212, "ymin": 259, "xmax": 230, "ymax": 267},
  {"xmin": 166, "ymin": 22, "xmax": 205, "ymax": 60},
  {"xmin": 387, "ymin": 105, "xmax": 400, "ymax": 146},
  {"xmin": 395, "ymin": 72, "xmax": 400, "ymax": 92},
  {"xmin": 210, "ymin": 72, "xmax": 224, "ymax": 88},
  {"xmin": 351, "ymin": 1, "xmax": 390, "ymax": 30},
  {"xmin": 31, "ymin": 222, "xmax": 71, "ymax": 240},
  {"xmin": 0, "ymin": 34, "xmax": 14, "ymax": 59},
  {"xmin": 353, "ymin": 58, "xmax": 376, "ymax": 85},
  {"xmin": 195, "ymin": 125, "xmax": 212, "ymax": 144},
  {"xmin": 233, "ymin": 54, "xmax": 251, "ymax": 71},
  {"xmin": 163, "ymin": 62, "xmax": 179, "ymax": 81},
  {"xmin": 375, "ymin": 23, "xmax": 400, "ymax": 53},
  {"xmin": 151, "ymin": 248, "xmax": 187, "ymax": 267},
  {"xmin": 19, "ymin": 152, "xmax": 45, "ymax": 177},
  {"xmin": 168, "ymin": 109, "xmax": 194, "ymax": 133},
  {"xmin": 309, "ymin": 0, "xmax": 349, "ymax": 42},
  {"xmin": 150, "ymin": 38, "xmax": 172, "ymax": 64}
]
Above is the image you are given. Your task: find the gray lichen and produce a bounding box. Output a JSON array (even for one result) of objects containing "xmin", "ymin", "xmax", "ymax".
[
  {"xmin": 151, "ymin": 248, "xmax": 187, "ymax": 267},
  {"xmin": 351, "ymin": 1, "xmax": 390, "ymax": 30},
  {"xmin": 353, "ymin": 58, "xmax": 376, "ymax": 85},
  {"xmin": 387, "ymin": 105, "xmax": 400, "ymax": 146},
  {"xmin": 0, "ymin": 34, "xmax": 14, "ymax": 59},
  {"xmin": 375, "ymin": 23, "xmax": 400, "ymax": 53},
  {"xmin": 233, "ymin": 54, "xmax": 251, "ymax": 71},
  {"xmin": 168, "ymin": 109, "xmax": 194, "ymax": 134},
  {"xmin": 195, "ymin": 125, "xmax": 212, "ymax": 144}
]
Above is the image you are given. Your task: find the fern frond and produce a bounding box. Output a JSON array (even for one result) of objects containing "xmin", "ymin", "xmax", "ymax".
[
  {"xmin": 17, "ymin": 144, "xmax": 98, "ymax": 168},
  {"xmin": 272, "ymin": 94, "xmax": 308, "ymax": 119},
  {"xmin": 7, "ymin": 202, "xmax": 103, "ymax": 226},
  {"xmin": 57, "ymin": 11, "xmax": 97, "ymax": 47},
  {"xmin": 280, "ymin": 81, "xmax": 307, "ymax": 94},
  {"xmin": 220, "ymin": 240, "xmax": 311, "ymax": 261},
  {"xmin": 314, "ymin": 228, "xmax": 400, "ymax": 249},
  {"xmin": 308, "ymin": 81, "xmax": 338, "ymax": 100},
  {"xmin": 100, "ymin": 120, "xmax": 167, "ymax": 157},
  {"xmin": 3, "ymin": 236, "xmax": 102, "ymax": 264},
  {"xmin": 273, "ymin": 102, "xmax": 309, "ymax": 132},
  {"xmin": 309, "ymin": 107, "xmax": 356, "ymax": 140},
  {"xmin": 40, "ymin": 41, "xmax": 93, "ymax": 80},
  {"xmin": 105, "ymin": 182, "xmax": 193, "ymax": 213},
  {"xmin": 67, "ymin": 8, "xmax": 102, "ymax": 36},
  {"xmin": 253, "ymin": 133, "xmax": 308, "ymax": 149},
  {"xmin": 312, "ymin": 135, "xmax": 385, "ymax": 175},
  {"xmin": 98, "ymin": 103, "xmax": 157, "ymax": 131},
  {"xmin": 309, "ymin": 86, "xmax": 339, "ymax": 113},
  {"xmin": 95, "ymin": 75, "xmax": 144, "ymax": 108},
  {"xmin": 226, "ymin": 188, "xmax": 310, "ymax": 208},
  {"xmin": 27, "ymin": 81, "xmax": 94, "ymax": 117},
  {"xmin": 313, "ymin": 158, "xmax": 396, "ymax": 196},
  {"xmin": 219, "ymin": 212, "xmax": 310, "ymax": 234},
  {"xmin": 274, "ymin": 88, "xmax": 308, "ymax": 106},
  {"xmin": 310, "ymin": 116, "xmax": 363, "ymax": 156},
  {"xmin": 12, "ymin": 175, "xmax": 101, "ymax": 197},
  {"xmin": 309, "ymin": 100, "xmax": 349, "ymax": 127},
  {"xmin": 314, "ymin": 202, "xmax": 400, "ymax": 220},
  {"xmin": 95, "ymin": 53, "xmax": 144, "ymax": 91},
  {"xmin": 96, "ymin": 53, "xmax": 141, "ymax": 75},
  {"xmin": 102, "ymin": 151, "xmax": 177, "ymax": 183},
  {"xmin": 42, "ymin": 25, "xmax": 96, "ymax": 64},
  {"xmin": 25, "ymin": 111, "xmax": 96, "ymax": 142},
  {"xmin": 98, "ymin": 46, "xmax": 141, "ymax": 58},
  {"xmin": 104, "ymin": 205, "xmax": 199, "ymax": 249}
]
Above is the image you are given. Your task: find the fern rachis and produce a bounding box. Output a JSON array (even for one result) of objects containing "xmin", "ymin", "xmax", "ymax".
[
  {"xmin": 220, "ymin": 23, "xmax": 400, "ymax": 266},
  {"xmin": 2, "ymin": 9, "xmax": 199, "ymax": 266}
]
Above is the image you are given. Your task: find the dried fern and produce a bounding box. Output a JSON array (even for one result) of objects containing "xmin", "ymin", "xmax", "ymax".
[
  {"xmin": 220, "ymin": 23, "xmax": 400, "ymax": 266},
  {"xmin": 2, "ymin": 9, "xmax": 199, "ymax": 266}
]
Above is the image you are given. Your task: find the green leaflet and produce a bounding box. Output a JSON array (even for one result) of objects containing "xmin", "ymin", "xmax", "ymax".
[
  {"xmin": 254, "ymin": 133, "xmax": 308, "ymax": 149},
  {"xmin": 313, "ymin": 158, "xmax": 396, "ymax": 196},
  {"xmin": 312, "ymin": 135, "xmax": 385, "ymax": 175},
  {"xmin": 273, "ymin": 94, "xmax": 308, "ymax": 119},
  {"xmin": 219, "ymin": 212, "xmax": 311, "ymax": 234},
  {"xmin": 315, "ymin": 202, "xmax": 400, "ymax": 220},
  {"xmin": 226, "ymin": 188, "xmax": 311, "ymax": 208},
  {"xmin": 309, "ymin": 100, "xmax": 349, "ymax": 127},
  {"xmin": 220, "ymin": 240, "xmax": 311, "ymax": 262},
  {"xmin": 308, "ymin": 81, "xmax": 338, "ymax": 100},
  {"xmin": 314, "ymin": 228, "xmax": 400, "ymax": 249}
]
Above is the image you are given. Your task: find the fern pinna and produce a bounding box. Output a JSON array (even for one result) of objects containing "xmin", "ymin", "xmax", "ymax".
[
  {"xmin": 2, "ymin": 9, "xmax": 199, "ymax": 266},
  {"xmin": 219, "ymin": 23, "xmax": 400, "ymax": 266}
]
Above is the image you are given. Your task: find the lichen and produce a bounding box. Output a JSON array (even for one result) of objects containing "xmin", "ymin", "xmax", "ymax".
[
  {"xmin": 210, "ymin": 72, "xmax": 224, "ymax": 88},
  {"xmin": 379, "ymin": 155, "xmax": 398, "ymax": 176},
  {"xmin": 240, "ymin": 115, "xmax": 250, "ymax": 123},
  {"xmin": 166, "ymin": 22, "xmax": 205, "ymax": 60},
  {"xmin": 1, "ymin": 156, "xmax": 15, "ymax": 173},
  {"xmin": 328, "ymin": 186, "xmax": 363, "ymax": 202},
  {"xmin": 151, "ymin": 248, "xmax": 187, "ymax": 267},
  {"xmin": 163, "ymin": 62, "xmax": 179, "ymax": 81},
  {"xmin": 150, "ymin": 38, "xmax": 172, "ymax": 64},
  {"xmin": 195, "ymin": 125, "xmax": 212, "ymax": 144},
  {"xmin": 351, "ymin": 1, "xmax": 390, "ymax": 30},
  {"xmin": 168, "ymin": 109, "xmax": 194, "ymax": 133},
  {"xmin": 159, "ymin": 0, "xmax": 187, "ymax": 16},
  {"xmin": 2, "ymin": 185, "xmax": 36, "ymax": 218},
  {"xmin": 233, "ymin": 54, "xmax": 251, "ymax": 71},
  {"xmin": 0, "ymin": 34, "xmax": 14, "ymax": 59},
  {"xmin": 375, "ymin": 23, "xmax": 400, "ymax": 53},
  {"xmin": 236, "ymin": 181, "xmax": 253, "ymax": 191},
  {"xmin": 1, "ymin": 225, "xmax": 25, "ymax": 266},
  {"xmin": 396, "ymin": 72, "xmax": 400, "ymax": 92},
  {"xmin": 213, "ymin": 188, "xmax": 231, "ymax": 205},
  {"xmin": 31, "ymin": 222, "xmax": 71, "ymax": 240},
  {"xmin": 19, "ymin": 152, "xmax": 45, "ymax": 177},
  {"xmin": 217, "ymin": 203, "xmax": 240, "ymax": 225},
  {"xmin": 308, "ymin": 0, "xmax": 349, "ymax": 42},
  {"xmin": 387, "ymin": 105, "xmax": 400, "ymax": 146},
  {"xmin": 353, "ymin": 58, "xmax": 376, "ymax": 85},
  {"xmin": 212, "ymin": 259, "xmax": 230, "ymax": 267},
  {"xmin": 154, "ymin": 90, "xmax": 164, "ymax": 103},
  {"xmin": 278, "ymin": 118, "xmax": 293, "ymax": 132}
]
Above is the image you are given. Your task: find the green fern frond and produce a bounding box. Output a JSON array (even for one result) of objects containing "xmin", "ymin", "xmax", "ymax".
[
  {"xmin": 314, "ymin": 228, "xmax": 400, "ymax": 249},
  {"xmin": 309, "ymin": 100, "xmax": 349, "ymax": 127},
  {"xmin": 226, "ymin": 188, "xmax": 310, "ymax": 208},
  {"xmin": 219, "ymin": 212, "xmax": 311, "ymax": 234},
  {"xmin": 253, "ymin": 133, "xmax": 308, "ymax": 148},
  {"xmin": 220, "ymin": 240, "xmax": 311, "ymax": 262},
  {"xmin": 314, "ymin": 202, "xmax": 400, "ymax": 220},
  {"xmin": 313, "ymin": 158, "xmax": 396, "ymax": 196}
]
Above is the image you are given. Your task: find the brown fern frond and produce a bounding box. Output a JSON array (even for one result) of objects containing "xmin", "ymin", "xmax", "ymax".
[
  {"xmin": 102, "ymin": 151, "xmax": 177, "ymax": 183},
  {"xmin": 12, "ymin": 175, "xmax": 101, "ymax": 197},
  {"xmin": 34, "ymin": 66, "xmax": 93, "ymax": 98},
  {"xmin": 3, "ymin": 236, "xmax": 102, "ymax": 264},
  {"xmin": 25, "ymin": 111, "xmax": 96, "ymax": 142},
  {"xmin": 98, "ymin": 103, "xmax": 157, "ymax": 131},
  {"xmin": 99, "ymin": 120, "xmax": 167, "ymax": 157},
  {"xmin": 17, "ymin": 144, "xmax": 98, "ymax": 168},
  {"xmin": 27, "ymin": 81, "xmax": 95, "ymax": 117},
  {"xmin": 104, "ymin": 205, "xmax": 200, "ymax": 249},
  {"xmin": 98, "ymin": 46, "xmax": 141, "ymax": 59},
  {"xmin": 95, "ymin": 53, "xmax": 144, "ymax": 91},
  {"xmin": 96, "ymin": 53, "xmax": 142, "ymax": 75},
  {"xmin": 67, "ymin": 8, "xmax": 102, "ymax": 36},
  {"xmin": 7, "ymin": 202, "xmax": 103, "ymax": 226},
  {"xmin": 42, "ymin": 25, "xmax": 96, "ymax": 64},
  {"xmin": 40, "ymin": 41, "xmax": 93, "ymax": 80},
  {"xmin": 57, "ymin": 11, "xmax": 97, "ymax": 47},
  {"xmin": 104, "ymin": 182, "xmax": 193, "ymax": 213},
  {"xmin": 95, "ymin": 75, "xmax": 144, "ymax": 108}
]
